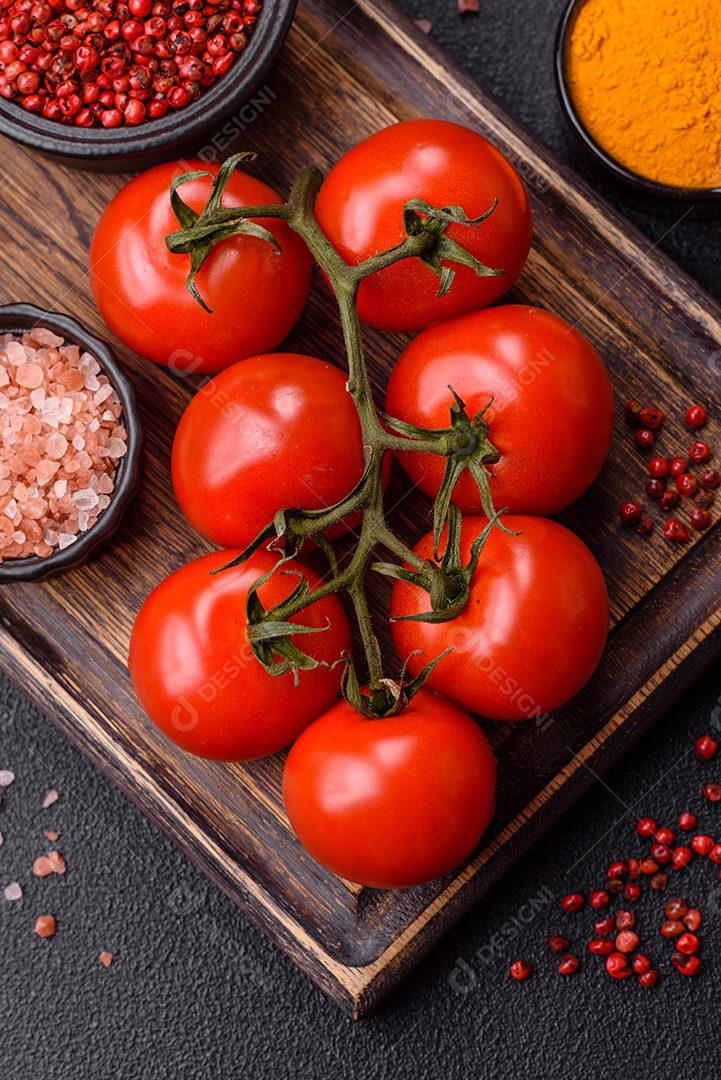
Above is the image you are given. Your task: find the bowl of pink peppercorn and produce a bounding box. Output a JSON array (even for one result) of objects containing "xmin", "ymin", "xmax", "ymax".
[
  {"xmin": 0, "ymin": 303, "xmax": 143, "ymax": 582},
  {"xmin": 0, "ymin": 0, "xmax": 296, "ymax": 171}
]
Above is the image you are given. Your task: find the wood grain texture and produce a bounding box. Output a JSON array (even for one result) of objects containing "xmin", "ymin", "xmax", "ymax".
[{"xmin": 1, "ymin": 0, "xmax": 721, "ymax": 1017}]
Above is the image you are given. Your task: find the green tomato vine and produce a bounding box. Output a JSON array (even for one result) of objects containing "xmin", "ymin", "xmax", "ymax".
[{"xmin": 166, "ymin": 152, "xmax": 511, "ymax": 717}]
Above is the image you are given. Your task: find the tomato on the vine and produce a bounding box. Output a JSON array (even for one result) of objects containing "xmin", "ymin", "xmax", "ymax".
[
  {"xmin": 314, "ymin": 119, "xmax": 533, "ymax": 332},
  {"xmin": 172, "ymin": 353, "xmax": 387, "ymax": 549},
  {"xmin": 89, "ymin": 161, "xmax": 312, "ymax": 374},
  {"xmin": 128, "ymin": 550, "xmax": 350, "ymax": 762},
  {"xmin": 390, "ymin": 516, "xmax": 609, "ymax": 722},
  {"xmin": 385, "ymin": 305, "xmax": 614, "ymax": 516},
  {"xmin": 283, "ymin": 689, "xmax": 496, "ymax": 888}
]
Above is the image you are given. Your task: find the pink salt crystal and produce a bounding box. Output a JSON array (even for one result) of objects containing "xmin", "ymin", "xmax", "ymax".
[
  {"xmin": 16, "ymin": 363, "xmax": 44, "ymax": 389},
  {"xmin": 4, "ymin": 341, "xmax": 26, "ymax": 365},
  {"xmin": 34, "ymin": 542, "xmax": 53, "ymax": 557},
  {"xmin": 35, "ymin": 459, "xmax": 59, "ymax": 486},
  {"xmin": 13, "ymin": 482, "xmax": 27, "ymax": 502},
  {"xmin": 44, "ymin": 831, "xmax": 59, "ymax": 842},
  {"xmin": 57, "ymin": 534, "xmax": 77, "ymax": 550},
  {"xmin": 47, "ymin": 851, "xmax": 66, "ymax": 875},
  {"xmin": 42, "ymin": 789, "xmax": 58, "ymax": 808},
  {"xmin": 99, "ymin": 951, "xmax": 113, "ymax": 968},
  {"xmin": 29, "ymin": 327, "xmax": 63, "ymax": 349},
  {"xmin": 0, "ymin": 368, "xmax": 9, "ymax": 387},
  {"xmin": 33, "ymin": 856, "xmax": 53, "ymax": 878},
  {"xmin": 22, "ymin": 498, "xmax": 48, "ymax": 521},
  {"xmin": 53, "ymin": 479, "xmax": 67, "ymax": 498},
  {"xmin": 107, "ymin": 439, "xmax": 127, "ymax": 459},
  {"xmin": 59, "ymin": 368, "xmax": 85, "ymax": 391},
  {"xmin": 23, "ymin": 414, "xmax": 42, "ymax": 435},
  {"xmin": 4, "ymin": 882, "xmax": 22, "ymax": 901},
  {"xmin": 45, "ymin": 433, "xmax": 67, "ymax": 460},
  {"xmin": 0, "ymin": 769, "xmax": 15, "ymax": 786}
]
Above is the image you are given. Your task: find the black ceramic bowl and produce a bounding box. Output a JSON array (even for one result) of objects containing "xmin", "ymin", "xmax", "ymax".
[
  {"xmin": 555, "ymin": 0, "xmax": 721, "ymax": 204},
  {"xmin": 0, "ymin": 0, "xmax": 297, "ymax": 172},
  {"xmin": 0, "ymin": 304, "xmax": 143, "ymax": 583}
]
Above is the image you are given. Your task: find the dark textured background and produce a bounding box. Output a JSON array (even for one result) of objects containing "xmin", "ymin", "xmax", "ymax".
[{"xmin": 2, "ymin": 1, "xmax": 721, "ymax": 1077}]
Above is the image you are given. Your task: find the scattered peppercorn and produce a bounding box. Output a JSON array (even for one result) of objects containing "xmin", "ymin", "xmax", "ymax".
[
  {"xmin": 605, "ymin": 952, "xmax": 632, "ymax": 979},
  {"xmin": 594, "ymin": 916, "xmax": 616, "ymax": 937},
  {"xmin": 696, "ymin": 735, "xmax": 718, "ymax": 761},
  {"xmin": 701, "ymin": 468, "xmax": 720, "ymax": 490},
  {"xmin": 650, "ymin": 843, "xmax": 671, "ymax": 864},
  {"xmin": 638, "ymin": 969, "xmax": 659, "ymax": 987},
  {"xmin": 683, "ymin": 909, "xmax": 702, "ymax": 931},
  {"xmin": 664, "ymin": 898, "xmax": 688, "ymax": 920},
  {"xmin": 588, "ymin": 937, "xmax": 615, "ymax": 956},
  {"xmin": 589, "ymin": 890, "xmax": 609, "ymax": 909},
  {"xmin": 625, "ymin": 400, "xmax": 643, "ymax": 426},
  {"xmin": 685, "ymin": 405, "xmax": 708, "ymax": 430},
  {"xmin": 636, "ymin": 515, "xmax": 654, "ymax": 535},
  {"xmin": 637, "ymin": 818, "xmax": 658, "ymax": 838},
  {"xmin": 607, "ymin": 861, "xmax": 628, "ymax": 880},
  {"xmin": 660, "ymin": 919, "xmax": 683, "ymax": 938},
  {"xmin": 655, "ymin": 827, "xmax": 675, "ymax": 846},
  {"xmin": 663, "ymin": 519, "xmax": 690, "ymax": 543},
  {"xmin": 615, "ymin": 930, "xmax": 639, "ymax": 953},
  {"xmin": 691, "ymin": 835, "xmax": 714, "ymax": 857},
  {"xmin": 709, "ymin": 844, "xmax": 721, "ymax": 864},
  {"xmin": 671, "ymin": 953, "xmax": 702, "ymax": 977},
  {"xmin": 688, "ymin": 440, "xmax": 711, "ymax": 464},
  {"xmin": 702, "ymin": 783, "xmax": 721, "ymax": 803},
  {"xmin": 639, "ymin": 857, "xmax": 660, "ymax": 875},
  {"xmin": 670, "ymin": 846, "xmax": 693, "ymax": 870},
  {"xmin": 645, "ymin": 478, "xmax": 665, "ymax": 500},
  {"xmin": 676, "ymin": 932, "xmax": 699, "ymax": 955},
  {"xmin": 560, "ymin": 893, "xmax": 585, "ymax": 912},
  {"xmin": 547, "ymin": 935, "xmax": 569, "ymax": 953},
  {"xmin": 676, "ymin": 473, "xmax": 698, "ymax": 498},
  {"xmin": 638, "ymin": 407, "xmax": 663, "ymax": 429},
  {"xmin": 634, "ymin": 428, "xmax": 654, "ymax": 449},
  {"xmin": 622, "ymin": 883, "xmax": 641, "ymax": 902},
  {"xmin": 659, "ymin": 490, "xmax": 681, "ymax": 511},
  {"xmin": 678, "ymin": 812, "xmax": 696, "ymax": 832},
  {"xmin": 650, "ymin": 873, "xmax": 668, "ymax": 891},
  {"xmin": 631, "ymin": 954, "xmax": 651, "ymax": 974},
  {"xmin": 648, "ymin": 457, "xmax": 669, "ymax": 478},
  {"xmin": 616, "ymin": 910, "xmax": 635, "ymax": 931},
  {"xmin": 559, "ymin": 954, "xmax": 580, "ymax": 975},
  {"xmin": 691, "ymin": 508, "xmax": 712, "ymax": 530},
  {"xmin": 510, "ymin": 959, "xmax": 532, "ymax": 981},
  {"xmin": 669, "ymin": 456, "xmax": 689, "ymax": 478},
  {"xmin": 619, "ymin": 501, "xmax": 643, "ymax": 525}
]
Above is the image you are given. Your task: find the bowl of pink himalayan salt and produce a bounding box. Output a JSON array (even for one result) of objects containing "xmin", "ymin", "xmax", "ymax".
[{"xmin": 0, "ymin": 304, "xmax": 143, "ymax": 582}]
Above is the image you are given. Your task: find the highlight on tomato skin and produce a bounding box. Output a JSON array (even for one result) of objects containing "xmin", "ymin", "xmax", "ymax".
[
  {"xmin": 314, "ymin": 118, "xmax": 533, "ymax": 333},
  {"xmin": 282, "ymin": 689, "xmax": 497, "ymax": 890},
  {"xmin": 385, "ymin": 305, "xmax": 615, "ymax": 518},
  {"xmin": 89, "ymin": 161, "xmax": 313, "ymax": 374},
  {"xmin": 171, "ymin": 353, "xmax": 387, "ymax": 550},
  {"xmin": 128, "ymin": 550, "xmax": 351, "ymax": 763},
  {"xmin": 390, "ymin": 516, "xmax": 609, "ymax": 723}
]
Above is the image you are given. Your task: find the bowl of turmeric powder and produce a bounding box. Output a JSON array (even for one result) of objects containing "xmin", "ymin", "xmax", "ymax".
[{"xmin": 556, "ymin": 0, "xmax": 721, "ymax": 200}]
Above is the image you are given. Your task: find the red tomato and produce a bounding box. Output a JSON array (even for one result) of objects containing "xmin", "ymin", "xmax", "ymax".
[
  {"xmin": 385, "ymin": 306, "xmax": 614, "ymax": 516},
  {"xmin": 172, "ymin": 353, "xmax": 385, "ymax": 549},
  {"xmin": 390, "ymin": 516, "xmax": 609, "ymax": 722},
  {"xmin": 128, "ymin": 550, "xmax": 350, "ymax": 761},
  {"xmin": 283, "ymin": 689, "xmax": 496, "ymax": 888},
  {"xmin": 89, "ymin": 161, "xmax": 312, "ymax": 373},
  {"xmin": 314, "ymin": 119, "xmax": 532, "ymax": 332}
]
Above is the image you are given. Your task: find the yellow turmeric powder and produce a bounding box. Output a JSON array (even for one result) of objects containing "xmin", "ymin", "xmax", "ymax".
[{"xmin": 566, "ymin": 0, "xmax": 721, "ymax": 190}]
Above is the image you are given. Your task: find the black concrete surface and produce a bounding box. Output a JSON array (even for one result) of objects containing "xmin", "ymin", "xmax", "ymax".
[{"xmin": 2, "ymin": 1, "xmax": 721, "ymax": 1077}]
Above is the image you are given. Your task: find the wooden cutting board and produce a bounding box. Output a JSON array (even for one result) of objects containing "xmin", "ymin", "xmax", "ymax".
[{"xmin": 1, "ymin": 0, "xmax": 721, "ymax": 1019}]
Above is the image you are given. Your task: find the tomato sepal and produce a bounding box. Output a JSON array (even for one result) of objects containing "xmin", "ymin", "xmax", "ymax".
[
  {"xmin": 402, "ymin": 197, "xmax": 505, "ymax": 299},
  {"xmin": 167, "ymin": 152, "xmax": 285, "ymax": 312},
  {"xmin": 341, "ymin": 647, "xmax": 453, "ymax": 719}
]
